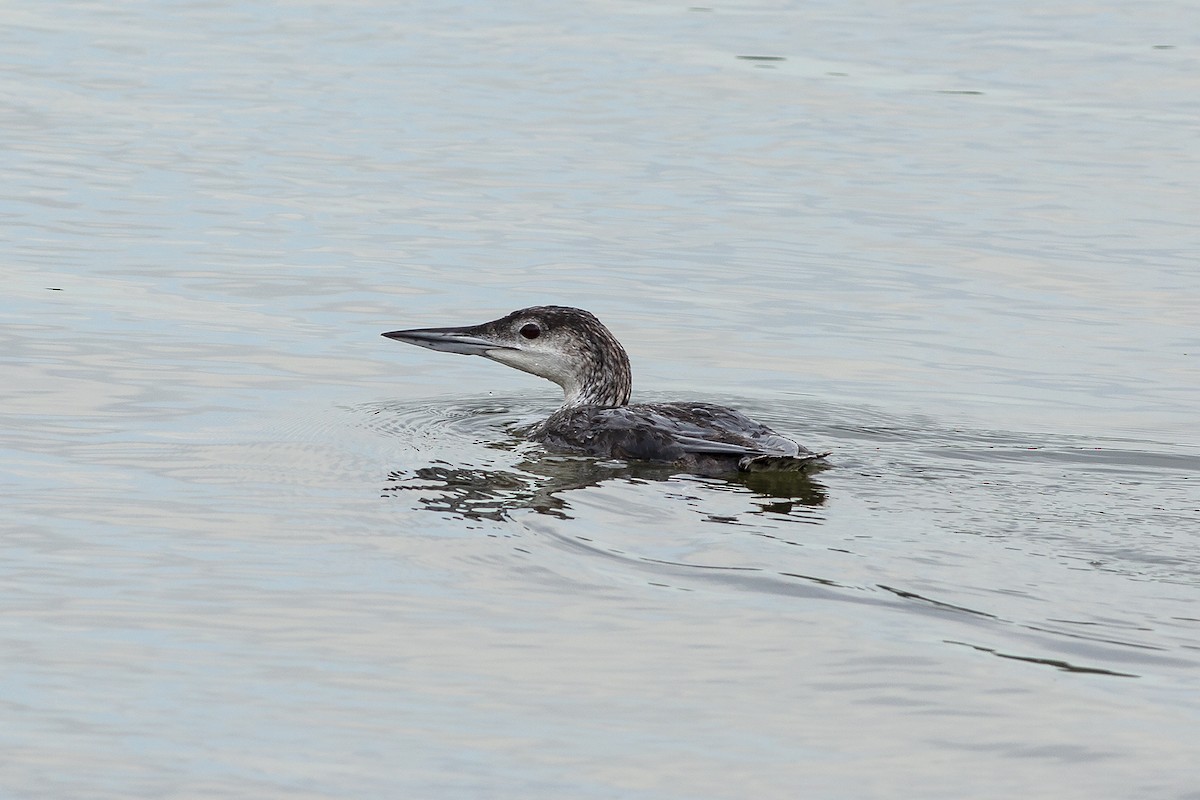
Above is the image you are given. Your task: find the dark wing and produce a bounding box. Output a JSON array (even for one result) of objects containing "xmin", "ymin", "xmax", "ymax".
[
  {"xmin": 669, "ymin": 435, "xmax": 766, "ymax": 456},
  {"xmin": 632, "ymin": 403, "xmax": 808, "ymax": 457},
  {"xmin": 532, "ymin": 403, "xmax": 827, "ymax": 472},
  {"xmin": 579, "ymin": 403, "xmax": 809, "ymax": 458}
]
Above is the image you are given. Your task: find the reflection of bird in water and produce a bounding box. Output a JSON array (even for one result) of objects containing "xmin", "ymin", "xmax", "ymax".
[
  {"xmin": 382, "ymin": 306, "xmax": 829, "ymax": 475},
  {"xmin": 383, "ymin": 456, "xmax": 827, "ymax": 523}
]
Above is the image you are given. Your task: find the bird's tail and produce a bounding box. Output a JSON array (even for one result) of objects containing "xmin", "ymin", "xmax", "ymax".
[{"xmin": 737, "ymin": 452, "xmax": 831, "ymax": 472}]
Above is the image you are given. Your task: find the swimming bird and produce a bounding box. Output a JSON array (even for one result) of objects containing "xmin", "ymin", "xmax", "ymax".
[{"xmin": 382, "ymin": 306, "xmax": 828, "ymax": 474}]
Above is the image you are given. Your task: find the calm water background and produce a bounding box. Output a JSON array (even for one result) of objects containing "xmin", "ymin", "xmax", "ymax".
[{"xmin": 3, "ymin": 1, "xmax": 1199, "ymax": 797}]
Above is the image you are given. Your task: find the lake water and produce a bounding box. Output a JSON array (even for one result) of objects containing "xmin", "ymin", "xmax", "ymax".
[{"xmin": 3, "ymin": 0, "xmax": 1199, "ymax": 797}]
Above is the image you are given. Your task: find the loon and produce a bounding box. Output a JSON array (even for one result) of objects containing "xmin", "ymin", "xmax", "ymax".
[{"xmin": 382, "ymin": 306, "xmax": 828, "ymax": 474}]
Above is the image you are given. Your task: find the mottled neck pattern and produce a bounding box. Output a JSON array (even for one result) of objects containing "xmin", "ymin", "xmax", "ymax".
[{"xmin": 558, "ymin": 311, "xmax": 631, "ymax": 409}]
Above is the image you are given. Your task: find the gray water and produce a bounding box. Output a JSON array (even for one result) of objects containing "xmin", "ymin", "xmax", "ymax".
[{"xmin": 3, "ymin": 1, "xmax": 1199, "ymax": 798}]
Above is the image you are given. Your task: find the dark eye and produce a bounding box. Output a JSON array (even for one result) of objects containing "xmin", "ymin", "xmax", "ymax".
[{"xmin": 519, "ymin": 323, "xmax": 541, "ymax": 339}]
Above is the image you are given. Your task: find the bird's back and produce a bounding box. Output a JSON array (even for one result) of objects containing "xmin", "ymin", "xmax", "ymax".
[{"xmin": 533, "ymin": 402, "xmax": 826, "ymax": 473}]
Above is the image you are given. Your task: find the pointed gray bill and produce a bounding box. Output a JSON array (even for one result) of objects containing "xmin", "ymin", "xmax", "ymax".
[{"xmin": 381, "ymin": 326, "xmax": 507, "ymax": 356}]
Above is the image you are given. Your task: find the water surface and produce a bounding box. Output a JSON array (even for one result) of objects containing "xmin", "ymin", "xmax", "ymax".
[{"xmin": 3, "ymin": 1, "xmax": 1199, "ymax": 798}]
